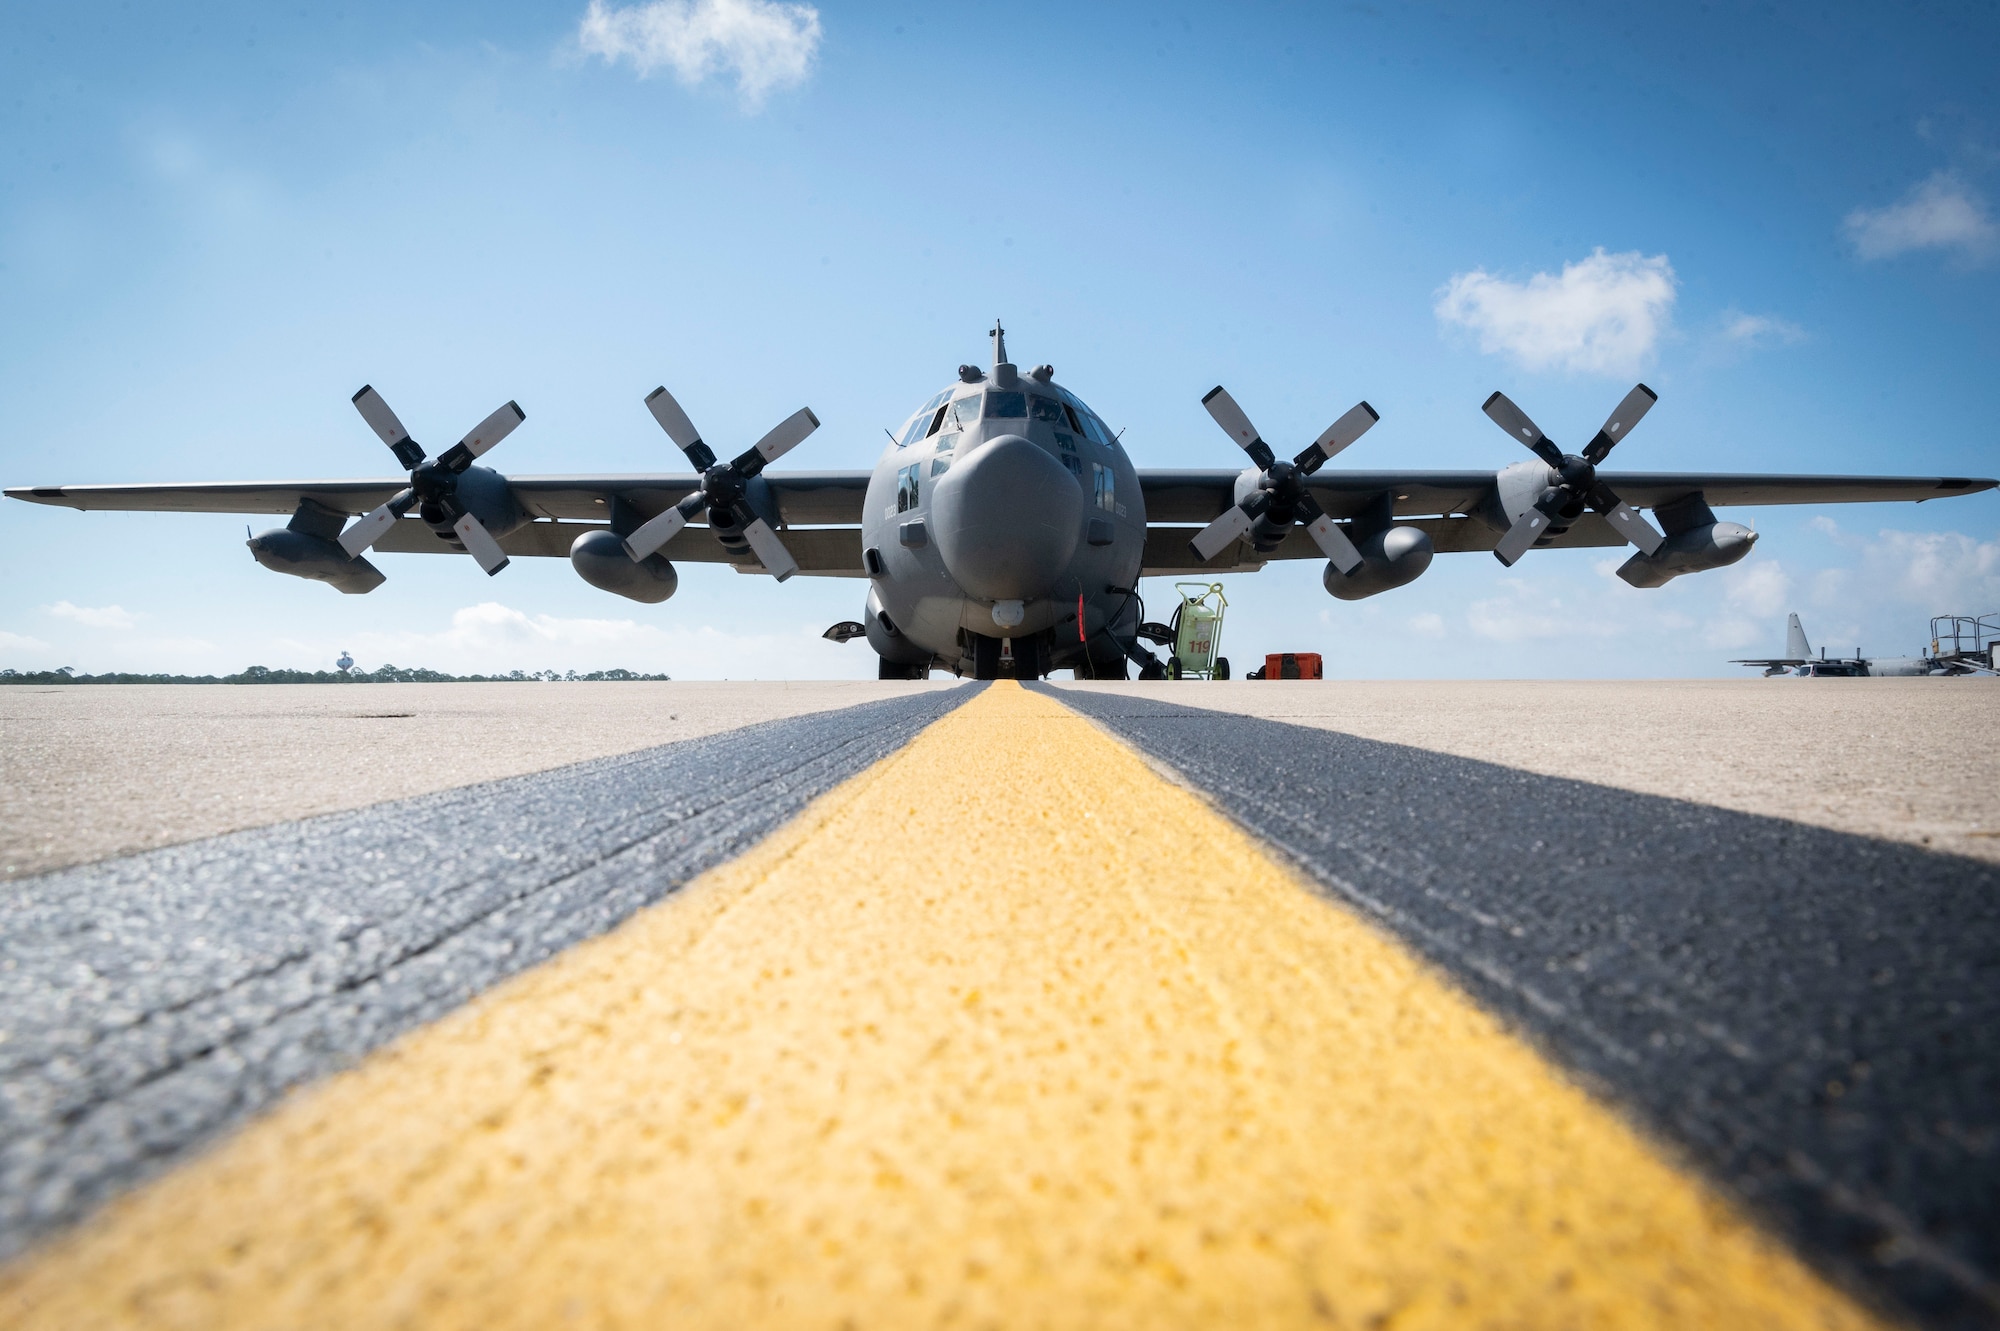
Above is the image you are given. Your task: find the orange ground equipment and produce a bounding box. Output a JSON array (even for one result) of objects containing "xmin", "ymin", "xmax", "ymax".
[{"xmin": 1250, "ymin": 652, "xmax": 1322, "ymax": 680}]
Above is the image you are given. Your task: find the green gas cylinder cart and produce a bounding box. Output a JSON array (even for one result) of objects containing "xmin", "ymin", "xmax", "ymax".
[{"xmin": 1168, "ymin": 582, "xmax": 1230, "ymax": 680}]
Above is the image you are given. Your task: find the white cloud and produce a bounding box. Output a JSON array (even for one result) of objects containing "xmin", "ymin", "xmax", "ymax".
[
  {"xmin": 1843, "ymin": 172, "xmax": 1998, "ymax": 262},
  {"xmin": 1435, "ymin": 248, "xmax": 1676, "ymax": 376},
  {"xmin": 45, "ymin": 601, "xmax": 137, "ymax": 630},
  {"xmin": 341, "ymin": 601, "xmax": 855, "ymax": 679},
  {"xmin": 578, "ymin": 0, "xmax": 822, "ymax": 107},
  {"xmin": 1722, "ymin": 560, "xmax": 1791, "ymax": 618},
  {"xmin": 0, "ymin": 630, "xmax": 52, "ymax": 655},
  {"xmin": 1406, "ymin": 611, "xmax": 1446, "ymax": 639},
  {"xmin": 1719, "ymin": 310, "xmax": 1807, "ymax": 347},
  {"xmin": 1466, "ymin": 578, "xmax": 1624, "ymax": 643}
]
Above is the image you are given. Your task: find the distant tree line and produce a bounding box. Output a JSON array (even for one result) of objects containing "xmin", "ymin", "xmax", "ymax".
[{"xmin": 0, "ymin": 665, "xmax": 673, "ymax": 685}]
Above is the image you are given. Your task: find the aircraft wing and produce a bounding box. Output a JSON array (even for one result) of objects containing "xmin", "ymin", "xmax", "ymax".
[
  {"xmin": 6, "ymin": 472, "xmax": 873, "ymax": 523},
  {"xmin": 1136, "ymin": 469, "xmax": 1996, "ymax": 575},
  {"xmin": 5, "ymin": 472, "xmax": 875, "ymax": 575}
]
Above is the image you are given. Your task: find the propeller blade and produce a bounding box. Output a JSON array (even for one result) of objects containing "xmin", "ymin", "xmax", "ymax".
[
  {"xmin": 1482, "ymin": 391, "xmax": 1564, "ymax": 468},
  {"xmin": 352, "ymin": 385, "xmax": 424, "ymax": 470},
  {"xmin": 741, "ymin": 517, "xmax": 799, "ymax": 582},
  {"xmin": 746, "ymin": 407, "xmax": 820, "ymax": 467},
  {"xmin": 645, "ymin": 386, "xmax": 716, "ymax": 468},
  {"xmin": 1201, "ymin": 386, "xmax": 1277, "ymax": 470},
  {"xmin": 1302, "ymin": 509, "xmax": 1363, "ymax": 575},
  {"xmin": 1299, "ymin": 401, "xmax": 1380, "ymax": 469},
  {"xmin": 338, "ymin": 489, "xmax": 414, "ymax": 557},
  {"xmin": 1581, "ymin": 384, "xmax": 1657, "ymax": 464},
  {"xmin": 1492, "ymin": 507, "xmax": 1552, "ymax": 567},
  {"xmin": 623, "ymin": 490, "xmax": 703, "ymax": 561},
  {"xmin": 1588, "ymin": 485, "xmax": 1666, "ymax": 554},
  {"xmin": 438, "ymin": 401, "xmax": 525, "ymax": 472},
  {"xmin": 452, "ymin": 512, "xmax": 511, "ymax": 576},
  {"xmin": 1189, "ymin": 503, "xmax": 1255, "ymax": 562}
]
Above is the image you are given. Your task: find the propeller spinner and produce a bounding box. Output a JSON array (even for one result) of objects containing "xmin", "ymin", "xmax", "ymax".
[
  {"xmin": 336, "ymin": 385, "xmax": 524, "ymax": 575},
  {"xmin": 1481, "ymin": 384, "xmax": 1666, "ymax": 567},
  {"xmin": 622, "ymin": 387, "xmax": 819, "ymax": 582},
  {"xmin": 1188, "ymin": 386, "xmax": 1379, "ymax": 573}
]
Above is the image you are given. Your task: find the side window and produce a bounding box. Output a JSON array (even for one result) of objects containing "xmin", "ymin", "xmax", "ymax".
[
  {"xmin": 985, "ymin": 391, "xmax": 1027, "ymax": 419},
  {"xmin": 1092, "ymin": 463, "xmax": 1115, "ymax": 511},
  {"xmin": 896, "ymin": 464, "xmax": 920, "ymax": 513},
  {"xmin": 1030, "ymin": 395, "xmax": 1064, "ymax": 423},
  {"xmin": 950, "ymin": 394, "xmax": 982, "ymax": 429},
  {"xmin": 930, "ymin": 455, "xmax": 952, "ymax": 477},
  {"xmin": 922, "ymin": 404, "xmax": 949, "ymax": 438},
  {"xmin": 1058, "ymin": 451, "xmax": 1084, "ymax": 479},
  {"xmin": 1062, "ymin": 403, "xmax": 1084, "ymax": 433}
]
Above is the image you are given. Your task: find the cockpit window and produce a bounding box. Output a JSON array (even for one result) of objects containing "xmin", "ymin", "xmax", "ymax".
[
  {"xmin": 1062, "ymin": 402, "xmax": 1084, "ymax": 434},
  {"xmin": 1029, "ymin": 394, "xmax": 1064, "ymax": 423},
  {"xmin": 898, "ymin": 413, "xmax": 932, "ymax": 447},
  {"xmin": 922, "ymin": 403, "xmax": 949, "ymax": 438},
  {"xmin": 985, "ymin": 391, "xmax": 1027, "ymax": 419},
  {"xmin": 949, "ymin": 394, "xmax": 982, "ymax": 429}
]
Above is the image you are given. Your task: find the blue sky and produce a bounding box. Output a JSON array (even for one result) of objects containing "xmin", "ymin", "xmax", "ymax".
[{"xmin": 3, "ymin": 0, "xmax": 1996, "ymax": 678}]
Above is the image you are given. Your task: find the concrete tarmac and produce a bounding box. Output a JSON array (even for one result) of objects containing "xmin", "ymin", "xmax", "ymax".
[
  {"xmin": 1, "ymin": 684, "xmax": 1886, "ymax": 1330},
  {"xmin": 0, "ymin": 681, "xmax": 950, "ymax": 879},
  {"xmin": 0, "ymin": 688, "xmax": 975, "ymax": 1262},
  {"xmin": 2, "ymin": 677, "xmax": 1995, "ymax": 1327},
  {"xmin": 1068, "ymin": 677, "xmax": 2000, "ymax": 864},
  {"xmin": 1052, "ymin": 684, "xmax": 2000, "ymax": 1326}
]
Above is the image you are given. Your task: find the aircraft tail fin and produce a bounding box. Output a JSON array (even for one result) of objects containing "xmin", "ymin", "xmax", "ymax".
[{"xmin": 1786, "ymin": 612, "xmax": 1811, "ymax": 662}]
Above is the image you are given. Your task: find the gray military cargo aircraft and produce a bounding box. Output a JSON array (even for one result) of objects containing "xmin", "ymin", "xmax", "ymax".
[{"xmin": 9, "ymin": 324, "xmax": 1996, "ymax": 679}]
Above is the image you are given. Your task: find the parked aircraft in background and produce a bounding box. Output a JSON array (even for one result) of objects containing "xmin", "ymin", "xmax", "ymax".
[
  {"xmin": 9, "ymin": 325, "xmax": 1996, "ymax": 679},
  {"xmin": 1733, "ymin": 612, "xmax": 1982, "ymax": 677}
]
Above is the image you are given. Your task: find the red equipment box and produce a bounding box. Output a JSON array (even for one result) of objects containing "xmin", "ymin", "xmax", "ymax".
[{"xmin": 1257, "ymin": 652, "xmax": 1322, "ymax": 680}]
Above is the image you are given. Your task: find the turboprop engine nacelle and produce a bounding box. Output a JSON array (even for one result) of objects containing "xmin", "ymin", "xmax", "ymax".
[
  {"xmin": 248, "ymin": 527, "xmax": 387, "ymax": 594},
  {"xmin": 570, "ymin": 527, "xmax": 678, "ymax": 603},
  {"xmin": 1616, "ymin": 520, "xmax": 1756, "ymax": 588},
  {"xmin": 248, "ymin": 499, "xmax": 386, "ymax": 594},
  {"xmin": 1323, "ymin": 525, "xmax": 1433, "ymax": 601}
]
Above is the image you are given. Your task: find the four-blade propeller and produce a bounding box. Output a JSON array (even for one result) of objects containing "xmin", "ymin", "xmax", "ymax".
[
  {"xmin": 1480, "ymin": 384, "xmax": 1667, "ymax": 567},
  {"xmin": 336, "ymin": 385, "xmax": 524, "ymax": 575},
  {"xmin": 621, "ymin": 387, "xmax": 819, "ymax": 583},
  {"xmin": 321, "ymin": 378, "xmax": 1666, "ymax": 593},
  {"xmin": 1188, "ymin": 386, "xmax": 1379, "ymax": 572}
]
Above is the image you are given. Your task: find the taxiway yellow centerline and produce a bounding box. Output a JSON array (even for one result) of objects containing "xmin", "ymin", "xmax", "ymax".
[{"xmin": 0, "ymin": 682, "xmax": 1885, "ymax": 1329}]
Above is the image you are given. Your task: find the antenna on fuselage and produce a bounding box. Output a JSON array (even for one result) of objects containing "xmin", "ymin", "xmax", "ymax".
[{"xmin": 989, "ymin": 319, "xmax": 1018, "ymax": 387}]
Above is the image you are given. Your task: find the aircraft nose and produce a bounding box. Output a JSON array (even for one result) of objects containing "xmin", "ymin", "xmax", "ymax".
[{"xmin": 931, "ymin": 433, "xmax": 1083, "ymax": 602}]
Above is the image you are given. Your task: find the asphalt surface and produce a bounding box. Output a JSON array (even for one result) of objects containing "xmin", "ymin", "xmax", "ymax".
[
  {"xmin": 1, "ymin": 681, "xmax": 952, "ymax": 879},
  {"xmin": 0, "ymin": 682, "xmax": 1884, "ymax": 1330},
  {"xmin": 0, "ymin": 685, "xmax": 975, "ymax": 1263},
  {"xmin": 1046, "ymin": 686, "xmax": 2000, "ymax": 1327},
  {"xmin": 1068, "ymin": 677, "xmax": 2000, "ymax": 866}
]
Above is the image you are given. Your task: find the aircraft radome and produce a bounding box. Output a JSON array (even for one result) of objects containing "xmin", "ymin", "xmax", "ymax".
[{"xmin": 9, "ymin": 323, "xmax": 1995, "ymax": 680}]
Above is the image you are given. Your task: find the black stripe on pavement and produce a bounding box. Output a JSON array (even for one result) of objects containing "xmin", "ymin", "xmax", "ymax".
[
  {"xmin": 0, "ymin": 685, "xmax": 977, "ymax": 1262},
  {"xmin": 1044, "ymin": 686, "xmax": 2000, "ymax": 1331}
]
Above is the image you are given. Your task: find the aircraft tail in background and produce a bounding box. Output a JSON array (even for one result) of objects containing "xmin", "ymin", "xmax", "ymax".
[{"xmin": 1786, "ymin": 613, "xmax": 1811, "ymax": 662}]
